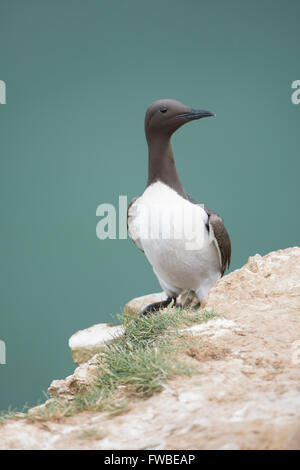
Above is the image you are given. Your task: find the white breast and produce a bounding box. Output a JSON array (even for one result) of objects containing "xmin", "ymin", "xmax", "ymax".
[{"xmin": 128, "ymin": 182, "xmax": 221, "ymax": 300}]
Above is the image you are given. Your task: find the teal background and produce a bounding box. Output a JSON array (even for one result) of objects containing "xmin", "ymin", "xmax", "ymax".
[{"xmin": 0, "ymin": 0, "xmax": 299, "ymax": 411}]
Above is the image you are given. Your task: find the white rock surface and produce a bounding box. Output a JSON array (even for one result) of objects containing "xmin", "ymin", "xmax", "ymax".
[
  {"xmin": 69, "ymin": 323, "xmax": 124, "ymax": 365},
  {"xmin": 47, "ymin": 354, "xmax": 101, "ymax": 399}
]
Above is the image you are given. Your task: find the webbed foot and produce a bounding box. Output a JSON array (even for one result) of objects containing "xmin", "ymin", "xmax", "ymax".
[{"xmin": 140, "ymin": 297, "xmax": 177, "ymax": 316}]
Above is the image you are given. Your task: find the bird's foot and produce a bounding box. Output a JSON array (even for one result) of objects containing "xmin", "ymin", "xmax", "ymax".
[
  {"xmin": 192, "ymin": 302, "xmax": 201, "ymax": 310},
  {"xmin": 140, "ymin": 297, "xmax": 177, "ymax": 316},
  {"xmin": 174, "ymin": 302, "xmax": 183, "ymax": 310}
]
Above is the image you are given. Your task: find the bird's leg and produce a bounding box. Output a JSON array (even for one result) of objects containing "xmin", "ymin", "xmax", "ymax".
[
  {"xmin": 140, "ymin": 297, "xmax": 177, "ymax": 316},
  {"xmin": 193, "ymin": 302, "xmax": 201, "ymax": 310}
]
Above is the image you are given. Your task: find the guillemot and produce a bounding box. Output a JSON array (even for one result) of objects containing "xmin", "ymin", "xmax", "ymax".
[{"xmin": 127, "ymin": 99, "xmax": 231, "ymax": 314}]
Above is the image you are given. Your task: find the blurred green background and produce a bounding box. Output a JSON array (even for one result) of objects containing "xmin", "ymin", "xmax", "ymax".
[{"xmin": 0, "ymin": 0, "xmax": 299, "ymax": 411}]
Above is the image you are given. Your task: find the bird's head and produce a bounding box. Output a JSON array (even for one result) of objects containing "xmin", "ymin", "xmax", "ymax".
[{"xmin": 144, "ymin": 99, "xmax": 215, "ymax": 141}]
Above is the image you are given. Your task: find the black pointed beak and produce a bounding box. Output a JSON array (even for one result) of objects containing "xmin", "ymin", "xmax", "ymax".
[{"xmin": 177, "ymin": 108, "xmax": 215, "ymax": 120}]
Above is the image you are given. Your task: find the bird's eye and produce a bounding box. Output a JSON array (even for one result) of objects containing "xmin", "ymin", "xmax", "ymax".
[{"xmin": 160, "ymin": 107, "xmax": 167, "ymax": 113}]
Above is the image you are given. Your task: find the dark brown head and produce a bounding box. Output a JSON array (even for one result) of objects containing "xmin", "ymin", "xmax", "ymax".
[{"xmin": 144, "ymin": 99, "xmax": 215, "ymax": 142}]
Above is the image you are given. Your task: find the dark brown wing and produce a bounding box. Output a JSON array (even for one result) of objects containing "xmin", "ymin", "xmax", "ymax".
[
  {"xmin": 127, "ymin": 197, "xmax": 144, "ymax": 252},
  {"xmin": 187, "ymin": 194, "xmax": 231, "ymax": 276},
  {"xmin": 208, "ymin": 212, "xmax": 231, "ymax": 276}
]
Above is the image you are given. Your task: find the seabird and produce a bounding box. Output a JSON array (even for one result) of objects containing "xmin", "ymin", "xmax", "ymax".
[{"xmin": 127, "ymin": 99, "xmax": 231, "ymax": 314}]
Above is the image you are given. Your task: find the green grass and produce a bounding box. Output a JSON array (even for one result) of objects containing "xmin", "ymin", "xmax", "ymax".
[
  {"xmin": 4, "ymin": 306, "xmax": 218, "ymax": 423},
  {"xmin": 82, "ymin": 307, "xmax": 216, "ymax": 400},
  {"xmin": 0, "ymin": 406, "xmax": 27, "ymax": 424}
]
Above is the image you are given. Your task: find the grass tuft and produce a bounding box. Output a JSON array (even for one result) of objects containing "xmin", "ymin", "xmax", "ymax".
[
  {"xmin": 1, "ymin": 306, "xmax": 218, "ymax": 423},
  {"xmin": 0, "ymin": 406, "xmax": 27, "ymax": 425}
]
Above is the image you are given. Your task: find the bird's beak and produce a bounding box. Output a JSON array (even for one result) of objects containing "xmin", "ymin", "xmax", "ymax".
[{"xmin": 177, "ymin": 108, "xmax": 215, "ymax": 120}]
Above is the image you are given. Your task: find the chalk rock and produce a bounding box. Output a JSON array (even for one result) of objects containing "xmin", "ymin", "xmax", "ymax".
[
  {"xmin": 69, "ymin": 323, "xmax": 124, "ymax": 365},
  {"xmin": 47, "ymin": 354, "xmax": 101, "ymax": 399},
  {"xmin": 1, "ymin": 247, "xmax": 300, "ymax": 450},
  {"xmin": 202, "ymin": 247, "xmax": 300, "ymax": 317}
]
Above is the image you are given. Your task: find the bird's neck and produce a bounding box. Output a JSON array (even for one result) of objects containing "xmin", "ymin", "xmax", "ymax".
[{"xmin": 146, "ymin": 134, "xmax": 187, "ymax": 198}]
